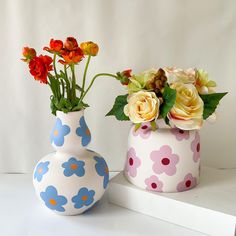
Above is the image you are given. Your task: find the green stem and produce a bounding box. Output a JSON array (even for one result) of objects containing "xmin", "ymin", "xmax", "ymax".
[
  {"xmin": 60, "ymin": 79, "xmax": 65, "ymax": 97},
  {"xmin": 53, "ymin": 54, "xmax": 59, "ymax": 79},
  {"xmin": 47, "ymin": 76, "xmax": 56, "ymax": 98},
  {"xmin": 80, "ymin": 55, "xmax": 91, "ymax": 99},
  {"xmin": 70, "ymin": 64, "xmax": 76, "ymax": 101},
  {"xmin": 64, "ymin": 65, "xmax": 70, "ymax": 100},
  {"xmin": 52, "ymin": 54, "xmax": 61, "ymax": 99},
  {"xmin": 80, "ymin": 73, "xmax": 117, "ymax": 102}
]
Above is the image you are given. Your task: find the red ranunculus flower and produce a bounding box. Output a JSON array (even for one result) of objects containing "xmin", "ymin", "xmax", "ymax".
[
  {"xmin": 29, "ymin": 55, "xmax": 53, "ymax": 84},
  {"xmin": 43, "ymin": 39, "xmax": 63, "ymax": 53},
  {"xmin": 64, "ymin": 37, "xmax": 78, "ymax": 51},
  {"xmin": 118, "ymin": 69, "xmax": 132, "ymax": 85},
  {"xmin": 21, "ymin": 47, "xmax": 36, "ymax": 62},
  {"xmin": 122, "ymin": 69, "xmax": 132, "ymax": 78},
  {"xmin": 58, "ymin": 48, "xmax": 84, "ymax": 65}
]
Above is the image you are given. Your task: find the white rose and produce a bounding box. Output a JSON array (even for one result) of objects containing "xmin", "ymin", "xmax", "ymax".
[
  {"xmin": 124, "ymin": 91, "xmax": 160, "ymax": 123},
  {"xmin": 168, "ymin": 82, "xmax": 204, "ymax": 130}
]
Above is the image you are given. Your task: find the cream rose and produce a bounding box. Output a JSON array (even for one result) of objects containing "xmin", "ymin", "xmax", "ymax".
[
  {"xmin": 168, "ymin": 82, "xmax": 204, "ymax": 130},
  {"xmin": 124, "ymin": 91, "xmax": 160, "ymax": 123},
  {"xmin": 164, "ymin": 67, "xmax": 196, "ymax": 84}
]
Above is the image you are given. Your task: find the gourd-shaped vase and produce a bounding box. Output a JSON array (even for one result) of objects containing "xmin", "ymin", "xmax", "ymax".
[{"xmin": 33, "ymin": 110, "xmax": 109, "ymax": 215}]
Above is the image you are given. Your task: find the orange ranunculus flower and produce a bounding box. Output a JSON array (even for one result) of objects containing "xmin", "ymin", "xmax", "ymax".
[
  {"xmin": 58, "ymin": 48, "xmax": 84, "ymax": 65},
  {"xmin": 29, "ymin": 55, "xmax": 53, "ymax": 84},
  {"xmin": 43, "ymin": 39, "xmax": 63, "ymax": 53},
  {"xmin": 80, "ymin": 41, "xmax": 99, "ymax": 56},
  {"xmin": 64, "ymin": 37, "xmax": 78, "ymax": 51},
  {"xmin": 21, "ymin": 47, "xmax": 36, "ymax": 62}
]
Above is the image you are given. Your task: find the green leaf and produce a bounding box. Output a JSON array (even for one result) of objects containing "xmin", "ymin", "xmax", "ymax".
[
  {"xmin": 134, "ymin": 123, "xmax": 141, "ymax": 131},
  {"xmin": 160, "ymin": 86, "xmax": 177, "ymax": 119},
  {"xmin": 58, "ymin": 98, "xmax": 73, "ymax": 113},
  {"xmin": 150, "ymin": 120, "xmax": 157, "ymax": 131},
  {"xmin": 72, "ymin": 102, "xmax": 89, "ymax": 111},
  {"xmin": 200, "ymin": 92, "xmax": 228, "ymax": 119},
  {"xmin": 106, "ymin": 94, "xmax": 130, "ymax": 121},
  {"xmin": 164, "ymin": 116, "xmax": 170, "ymax": 126},
  {"xmin": 50, "ymin": 96, "xmax": 58, "ymax": 116}
]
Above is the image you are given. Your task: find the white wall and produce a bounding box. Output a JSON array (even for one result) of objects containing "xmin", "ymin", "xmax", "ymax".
[{"xmin": 0, "ymin": 0, "xmax": 235, "ymax": 173}]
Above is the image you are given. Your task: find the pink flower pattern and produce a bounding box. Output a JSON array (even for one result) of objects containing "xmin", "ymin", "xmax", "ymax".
[
  {"xmin": 126, "ymin": 147, "xmax": 141, "ymax": 177},
  {"xmin": 145, "ymin": 175, "xmax": 163, "ymax": 192},
  {"xmin": 191, "ymin": 132, "xmax": 200, "ymax": 162},
  {"xmin": 132, "ymin": 122, "xmax": 152, "ymax": 139},
  {"xmin": 150, "ymin": 145, "xmax": 179, "ymax": 176},
  {"xmin": 177, "ymin": 173, "xmax": 197, "ymax": 192},
  {"xmin": 171, "ymin": 128, "xmax": 190, "ymax": 141}
]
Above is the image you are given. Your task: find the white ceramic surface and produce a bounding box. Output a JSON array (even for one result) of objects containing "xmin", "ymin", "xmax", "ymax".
[
  {"xmin": 33, "ymin": 111, "xmax": 109, "ymax": 215},
  {"xmin": 124, "ymin": 122, "xmax": 200, "ymax": 192}
]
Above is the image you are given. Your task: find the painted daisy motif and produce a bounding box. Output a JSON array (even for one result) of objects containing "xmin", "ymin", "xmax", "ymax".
[
  {"xmin": 50, "ymin": 118, "xmax": 70, "ymax": 146},
  {"xmin": 145, "ymin": 175, "xmax": 163, "ymax": 192},
  {"xmin": 40, "ymin": 186, "xmax": 67, "ymax": 212},
  {"xmin": 34, "ymin": 161, "xmax": 50, "ymax": 182},
  {"xmin": 151, "ymin": 145, "xmax": 179, "ymax": 176},
  {"xmin": 171, "ymin": 128, "xmax": 190, "ymax": 141},
  {"xmin": 72, "ymin": 187, "xmax": 95, "ymax": 209},
  {"xmin": 191, "ymin": 132, "xmax": 200, "ymax": 162},
  {"xmin": 94, "ymin": 156, "xmax": 109, "ymax": 189},
  {"xmin": 62, "ymin": 157, "xmax": 85, "ymax": 177},
  {"xmin": 126, "ymin": 147, "xmax": 141, "ymax": 177},
  {"xmin": 177, "ymin": 173, "xmax": 197, "ymax": 192},
  {"xmin": 132, "ymin": 122, "xmax": 152, "ymax": 139},
  {"xmin": 76, "ymin": 116, "xmax": 91, "ymax": 147}
]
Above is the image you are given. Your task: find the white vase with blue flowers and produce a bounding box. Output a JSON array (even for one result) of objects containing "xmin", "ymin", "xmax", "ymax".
[{"xmin": 33, "ymin": 110, "xmax": 109, "ymax": 215}]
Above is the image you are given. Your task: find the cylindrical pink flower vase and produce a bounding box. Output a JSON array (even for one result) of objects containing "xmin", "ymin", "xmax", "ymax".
[{"xmin": 124, "ymin": 122, "xmax": 200, "ymax": 193}]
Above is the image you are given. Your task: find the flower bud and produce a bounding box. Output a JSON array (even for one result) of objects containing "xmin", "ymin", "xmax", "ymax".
[
  {"xmin": 21, "ymin": 47, "xmax": 36, "ymax": 62},
  {"xmin": 80, "ymin": 41, "xmax": 99, "ymax": 56}
]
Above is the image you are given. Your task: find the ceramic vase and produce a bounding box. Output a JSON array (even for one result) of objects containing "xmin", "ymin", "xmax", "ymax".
[
  {"xmin": 33, "ymin": 110, "xmax": 109, "ymax": 215},
  {"xmin": 124, "ymin": 121, "xmax": 200, "ymax": 193}
]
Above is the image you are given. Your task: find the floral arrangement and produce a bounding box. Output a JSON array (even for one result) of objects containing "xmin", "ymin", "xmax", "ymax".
[
  {"xmin": 107, "ymin": 68, "xmax": 227, "ymax": 130},
  {"xmin": 22, "ymin": 37, "xmax": 116, "ymax": 115}
]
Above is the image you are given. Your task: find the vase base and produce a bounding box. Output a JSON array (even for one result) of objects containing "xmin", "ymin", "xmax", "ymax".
[{"xmin": 124, "ymin": 171, "xmax": 199, "ymax": 193}]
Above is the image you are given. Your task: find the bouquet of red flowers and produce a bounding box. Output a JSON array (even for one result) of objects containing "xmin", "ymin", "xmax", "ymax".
[{"xmin": 22, "ymin": 37, "xmax": 116, "ymax": 115}]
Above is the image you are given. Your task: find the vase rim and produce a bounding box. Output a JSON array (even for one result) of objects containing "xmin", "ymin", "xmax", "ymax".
[{"xmin": 56, "ymin": 109, "xmax": 85, "ymax": 116}]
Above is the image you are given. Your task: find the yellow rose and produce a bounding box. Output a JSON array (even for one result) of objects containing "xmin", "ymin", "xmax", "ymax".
[
  {"xmin": 168, "ymin": 82, "xmax": 204, "ymax": 130},
  {"xmin": 124, "ymin": 91, "xmax": 160, "ymax": 123},
  {"xmin": 80, "ymin": 41, "xmax": 99, "ymax": 56},
  {"xmin": 164, "ymin": 67, "xmax": 196, "ymax": 84}
]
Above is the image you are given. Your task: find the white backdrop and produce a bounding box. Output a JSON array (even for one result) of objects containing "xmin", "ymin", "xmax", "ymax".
[{"xmin": 0, "ymin": 0, "xmax": 235, "ymax": 173}]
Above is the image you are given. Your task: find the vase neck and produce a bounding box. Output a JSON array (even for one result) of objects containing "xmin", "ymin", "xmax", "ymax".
[{"xmin": 50, "ymin": 110, "xmax": 91, "ymax": 154}]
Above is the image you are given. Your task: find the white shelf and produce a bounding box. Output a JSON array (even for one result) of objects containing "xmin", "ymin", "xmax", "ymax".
[
  {"xmin": 108, "ymin": 167, "xmax": 236, "ymax": 236},
  {"xmin": 0, "ymin": 173, "xmax": 204, "ymax": 236}
]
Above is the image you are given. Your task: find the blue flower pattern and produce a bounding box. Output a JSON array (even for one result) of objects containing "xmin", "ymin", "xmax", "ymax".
[
  {"xmin": 50, "ymin": 118, "xmax": 70, "ymax": 146},
  {"xmin": 34, "ymin": 161, "xmax": 50, "ymax": 182},
  {"xmin": 94, "ymin": 156, "xmax": 109, "ymax": 189},
  {"xmin": 40, "ymin": 186, "xmax": 67, "ymax": 212},
  {"xmin": 62, "ymin": 157, "xmax": 85, "ymax": 177},
  {"xmin": 72, "ymin": 187, "xmax": 95, "ymax": 209},
  {"xmin": 76, "ymin": 116, "xmax": 91, "ymax": 147}
]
